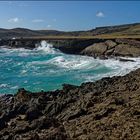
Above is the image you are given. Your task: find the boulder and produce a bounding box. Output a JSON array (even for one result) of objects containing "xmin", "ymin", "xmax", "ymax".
[
  {"xmin": 81, "ymin": 42, "xmax": 107, "ymax": 57},
  {"xmin": 105, "ymin": 40, "xmax": 117, "ymax": 49},
  {"xmin": 114, "ymin": 44, "xmax": 140, "ymax": 57}
]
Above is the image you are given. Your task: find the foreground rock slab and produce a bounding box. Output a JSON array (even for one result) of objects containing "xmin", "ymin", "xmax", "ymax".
[{"xmin": 0, "ymin": 68, "xmax": 140, "ymax": 139}]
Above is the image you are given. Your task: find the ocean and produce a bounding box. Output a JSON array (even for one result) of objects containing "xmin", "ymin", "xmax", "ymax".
[{"xmin": 0, "ymin": 40, "xmax": 140, "ymax": 94}]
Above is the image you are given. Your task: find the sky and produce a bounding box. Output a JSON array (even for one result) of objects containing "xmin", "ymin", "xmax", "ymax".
[{"xmin": 0, "ymin": 1, "xmax": 140, "ymax": 31}]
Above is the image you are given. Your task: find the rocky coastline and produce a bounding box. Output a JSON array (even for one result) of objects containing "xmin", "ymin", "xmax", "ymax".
[
  {"xmin": 1, "ymin": 38, "xmax": 140, "ymax": 60},
  {"xmin": 0, "ymin": 21, "xmax": 140, "ymax": 140},
  {"xmin": 51, "ymin": 38, "xmax": 140, "ymax": 59},
  {"xmin": 0, "ymin": 68, "xmax": 140, "ymax": 139},
  {"xmin": 0, "ymin": 36, "xmax": 140, "ymax": 139}
]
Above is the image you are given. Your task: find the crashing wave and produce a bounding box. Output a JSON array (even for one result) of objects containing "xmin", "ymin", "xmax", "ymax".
[
  {"xmin": 0, "ymin": 42, "xmax": 140, "ymax": 94},
  {"xmin": 35, "ymin": 40, "xmax": 57, "ymax": 54}
]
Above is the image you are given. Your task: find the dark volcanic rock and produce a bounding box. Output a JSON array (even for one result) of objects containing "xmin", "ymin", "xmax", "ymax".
[
  {"xmin": 0, "ymin": 68, "xmax": 140, "ymax": 139},
  {"xmin": 119, "ymin": 58, "xmax": 135, "ymax": 62},
  {"xmin": 115, "ymin": 38, "xmax": 140, "ymax": 47},
  {"xmin": 1, "ymin": 38, "xmax": 140, "ymax": 58},
  {"xmin": 8, "ymin": 40, "xmax": 39, "ymax": 49},
  {"xmin": 51, "ymin": 39, "xmax": 105, "ymax": 54}
]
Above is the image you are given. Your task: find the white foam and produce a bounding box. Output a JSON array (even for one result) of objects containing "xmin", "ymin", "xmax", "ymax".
[
  {"xmin": 1, "ymin": 42, "xmax": 140, "ymax": 92},
  {"xmin": 0, "ymin": 84, "xmax": 8, "ymax": 88},
  {"xmin": 0, "ymin": 47, "xmax": 30, "ymax": 52},
  {"xmin": 34, "ymin": 54, "xmax": 140, "ymax": 73},
  {"xmin": 21, "ymin": 69, "xmax": 27, "ymax": 74},
  {"xmin": 83, "ymin": 57, "xmax": 140, "ymax": 82},
  {"xmin": 46, "ymin": 55, "xmax": 96, "ymax": 69},
  {"xmin": 106, "ymin": 58, "xmax": 140, "ymax": 74},
  {"xmin": 10, "ymin": 85, "xmax": 19, "ymax": 89},
  {"xmin": 28, "ymin": 60, "xmax": 48, "ymax": 65},
  {"xmin": 35, "ymin": 40, "xmax": 57, "ymax": 54},
  {"xmin": 0, "ymin": 47, "xmax": 32, "ymax": 58}
]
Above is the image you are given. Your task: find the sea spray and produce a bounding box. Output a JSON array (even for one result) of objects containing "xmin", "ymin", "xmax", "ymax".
[{"xmin": 35, "ymin": 40, "xmax": 57, "ymax": 54}]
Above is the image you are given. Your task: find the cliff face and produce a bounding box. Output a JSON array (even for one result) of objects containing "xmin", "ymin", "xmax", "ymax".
[
  {"xmin": 0, "ymin": 39, "xmax": 39, "ymax": 49},
  {"xmin": 0, "ymin": 68, "xmax": 140, "ymax": 139},
  {"xmin": 49, "ymin": 39, "xmax": 105, "ymax": 54},
  {"xmin": 81, "ymin": 39, "xmax": 140, "ymax": 58},
  {"xmin": 50, "ymin": 38, "xmax": 140, "ymax": 58},
  {"xmin": 1, "ymin": 38, "xmax": 140, "ymax": 58}
]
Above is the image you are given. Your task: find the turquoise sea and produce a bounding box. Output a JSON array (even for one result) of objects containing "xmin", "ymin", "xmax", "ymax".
[{"xmin": 0, "ymin": 41, "xmax": 140, "ymax": 94}]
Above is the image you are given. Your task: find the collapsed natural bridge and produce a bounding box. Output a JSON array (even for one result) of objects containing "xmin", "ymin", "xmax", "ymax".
[{"xmin": 1, "ymin": 37, "xmax": 140, "ymax": 59}]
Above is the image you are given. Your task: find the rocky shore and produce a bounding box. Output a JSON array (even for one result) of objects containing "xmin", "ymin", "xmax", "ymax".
[
  {"xmin": 52, "ymin": 38, "xmax": 140, "ymax": 59},
  {"xmin": 1, "ymin": 38, "xmax": 140, "ymax": 60},
  {"xmin": 0, "ymin": 23, "xmax": 140, "ymax": 139},
  {"xmin": 0, "ymin": 68, "xmax": 140, "ymax": 139}
]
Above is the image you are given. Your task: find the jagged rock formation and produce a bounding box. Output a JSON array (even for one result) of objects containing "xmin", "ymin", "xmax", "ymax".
[{"xmin": 0, "ymin": 68, "xmax": 140, "ymax": 139}]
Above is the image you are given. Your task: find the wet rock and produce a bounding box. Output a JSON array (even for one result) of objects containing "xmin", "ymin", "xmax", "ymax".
[{"xmin": 119, "ymin": 58, "xmax": 135, "ymax": 62}]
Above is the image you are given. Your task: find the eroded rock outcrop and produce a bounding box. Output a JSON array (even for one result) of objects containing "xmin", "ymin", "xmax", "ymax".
[
  {"xmin": 80, "ymin": 42, "xmax": 107, "ymax": 58},
  {"xmin": 81, "ymin": 39, "xmax": 140, "ymax": 58},
  {"xmin": 51, "ymin": 39, "xmax": 105, "ymax": 54},
  {"xmin": 1, "ymin": 38, "xmax": 140, "ymax": 58},
  {"xmin": 0, "ymin": 68, "xmax": 140, "ymax": 139},
  {"xmin": 114, "ymin": 44, "xmax": 140, "ymax": 57}
]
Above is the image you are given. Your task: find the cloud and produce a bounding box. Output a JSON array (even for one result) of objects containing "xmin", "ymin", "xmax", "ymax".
[
  {"xmin": 47, "ymin": 25, "xmax": 51, "ymax": 28},
  {"xmin": 96, "ymin": 11, "xmax": 104, "ymax": 18},
  {"xmin": 8, "ymin": 17, "xmax": 20, "ymax": 23},
  {"xmin": 32, "ymin": 19, "xmax": 44, "ymax": 23}
]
